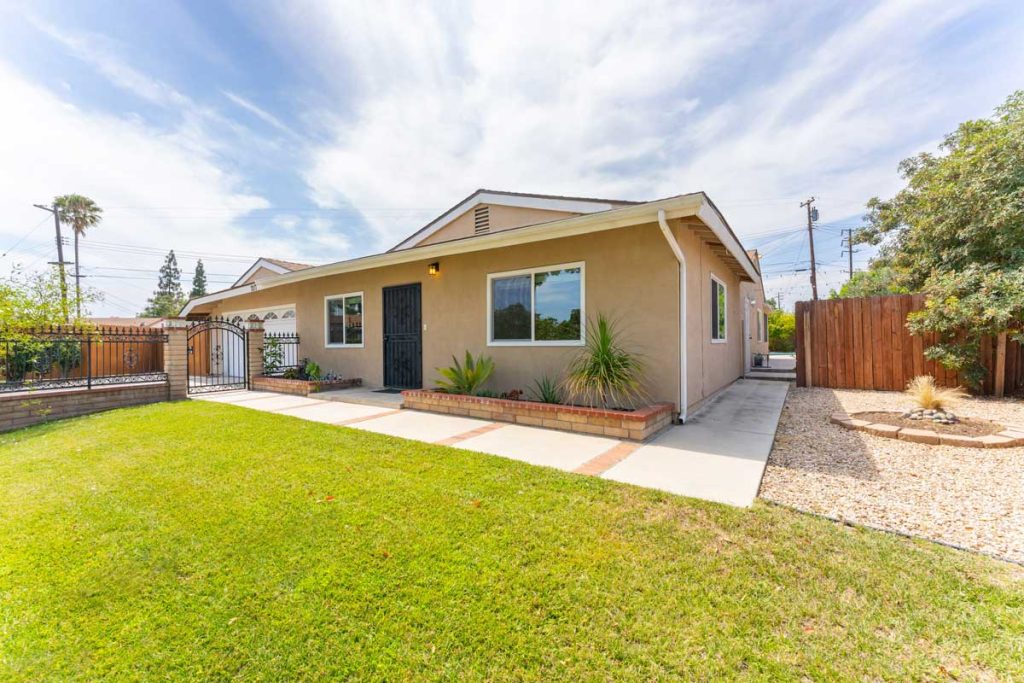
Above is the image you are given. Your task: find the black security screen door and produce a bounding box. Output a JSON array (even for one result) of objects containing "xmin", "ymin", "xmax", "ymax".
[{"xmin": 382, "ymin": 283, "xmax": 422, "ymax": 388}]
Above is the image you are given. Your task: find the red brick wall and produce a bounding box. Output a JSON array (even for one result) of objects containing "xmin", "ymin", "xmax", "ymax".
[{"xmin": 0, "ymin": 382, "xmax": 169, "ymax": 432}]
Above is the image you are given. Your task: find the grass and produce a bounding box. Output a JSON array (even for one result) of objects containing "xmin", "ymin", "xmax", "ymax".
[{"xmin": 1, "ymin": 402, "xmax": 1022, "ymax": 681}]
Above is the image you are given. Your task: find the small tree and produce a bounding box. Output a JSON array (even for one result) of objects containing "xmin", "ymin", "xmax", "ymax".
[
  {"xmin": 141, "ymin": 250, "xmax": 185, "ymax": 317},
  {"xmin": 828, "ymin": 267, "xmax": 906, "ymax": 299},
  {"xmin": 190, "ymin": 259, "xmax": 208, "ymax": 298},
  {"xmin": 853, "ymin": 90, "xmax": 1024, "ymax": 386}
]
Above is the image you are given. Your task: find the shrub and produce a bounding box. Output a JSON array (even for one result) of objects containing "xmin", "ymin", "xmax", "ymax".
[
  {"xmin": 530, "ymin": 375, "xmax": 563, "ymax": 404},
  {"xmin": 562, "ymin": 314, "xmax": 647, "ymax": 409},
  {"xmin": 435, "ymin": 351, "xmax": 495, "ymax": 396},
  {"xmin": 263, "ymin": 337, "xmax": 284, "ymax": 375},
  {"xmin": 303, "ymin": 360, "xmax": 323, "ymax": 382},
  {"xmin": 905, "ymin": 375, "xmax": 967, "ymax": 410}
]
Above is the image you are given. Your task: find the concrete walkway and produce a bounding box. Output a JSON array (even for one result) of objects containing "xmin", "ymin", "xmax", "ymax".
[{"xmin": 193, "ymin": 379, "xmax": 788, "ymax": 507}]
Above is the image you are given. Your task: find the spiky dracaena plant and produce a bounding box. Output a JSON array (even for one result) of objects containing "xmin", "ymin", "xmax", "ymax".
[
  {"xmin": 905, "ymin": 375, "xmax": 968, "ymax": 410},
  {"xmin": 435, "ymin": 351, "xmax": 495, "ymax": 396},
  {"xmin": 562, "ymin": 314, "xmax": 648, "ymax": 409}
]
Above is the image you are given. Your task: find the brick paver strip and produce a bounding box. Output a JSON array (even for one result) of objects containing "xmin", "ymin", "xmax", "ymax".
[
  {"xmin": 434, "ymin": 422, "xmax": 506, "ymax": 446},
  {"xmin": 333, "ymin": 409, "xmax": 403, "ymax": 426},
  {"xmin": 574, "ymin": 442, "xmax": 641, "ymax": 476}
]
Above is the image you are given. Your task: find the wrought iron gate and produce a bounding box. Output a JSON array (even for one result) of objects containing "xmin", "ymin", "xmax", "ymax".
[{"xmin": 187, "ymin": 318, "xmax": 248, "ymax": 394}]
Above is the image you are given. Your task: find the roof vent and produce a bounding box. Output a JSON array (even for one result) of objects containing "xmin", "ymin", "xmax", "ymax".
[{"xmin": 474, "ymin": 205, "xmax": 490, "ymax": 235}]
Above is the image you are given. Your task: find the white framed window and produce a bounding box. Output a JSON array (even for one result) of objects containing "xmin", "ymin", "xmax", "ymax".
[
  {"xmin": 710, "ymin": 275, "xmax": 727, "ymax": 343},
  {"xmin": 324, "ymin": 291, "xmax": 364, "ymax": 348},
  {"xmin": 487, "ymin": 262, "xmax": 585, "ymax": 346}
]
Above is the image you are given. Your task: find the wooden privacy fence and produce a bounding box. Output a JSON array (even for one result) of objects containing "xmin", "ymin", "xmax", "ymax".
[{"xmin": 795, "ymin": 294, "xmax": 1024, "ymax": 396}]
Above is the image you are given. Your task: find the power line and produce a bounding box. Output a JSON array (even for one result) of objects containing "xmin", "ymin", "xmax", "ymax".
[{"xmin": 0, "ymin": 216, "xmax": 51, "ymax": 260}]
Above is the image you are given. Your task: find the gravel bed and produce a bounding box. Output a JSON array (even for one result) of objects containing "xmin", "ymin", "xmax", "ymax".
[{"xmin": 760, "ymin": 387, "xmax": 1024, "ymax": 563}]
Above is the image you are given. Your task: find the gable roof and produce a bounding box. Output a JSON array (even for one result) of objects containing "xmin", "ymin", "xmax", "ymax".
[
  {"xmin": 232, "ymin": 257, "xmax": 313, "ymax": 287},
  {"xmin": 182, "ymin": 192, "xmax": 761, "ymax": 317},
  {"xmin": 389, "ymin": 188, "xmax": 642, "ymax": 252}
]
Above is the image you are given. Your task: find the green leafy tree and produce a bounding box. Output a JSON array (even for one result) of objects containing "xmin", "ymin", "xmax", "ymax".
[
  {"xmin": 767, "ymin": 306, "xmax": 796, "ymax": 353},
  {"xmin": 853, "ymin": 90, "xmax": 1024, "ymax": 385},
  {"xmin": 828, "ymin": 267, "xmax": 906, "ymax": 299},
  {"xmin": 190, "ymin": 259, "xmax": 208, "ymax": 298},
  {"xmin": 1, "ymin": 266, "xmax": 98, "ymax": 329},
  {"xmin": 54, "ymin": 194, "xmax": 102, "ymax": 319},
  {"xmin": 141, "ymin": 250, "xmax": 185, "ymax": 317}
]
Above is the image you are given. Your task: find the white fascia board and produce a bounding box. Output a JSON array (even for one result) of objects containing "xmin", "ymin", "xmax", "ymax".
[
  {"xmin": 187, "ymin": 192, "xmax": 759, "ymax": 305},
  {"xmin": 391, "ymin": 191, "xmax": 618, "ymax": 251},
  {"xmin": 231, "ymin": 258, "xmax": 292, "ymax": 288},
  {"xmin": 695, "ymin": 201, "xmax": 761, "ymax": 283},
  {"xmin": 180, "ymin": 283, "xmax": 257, "ymax": 316}
]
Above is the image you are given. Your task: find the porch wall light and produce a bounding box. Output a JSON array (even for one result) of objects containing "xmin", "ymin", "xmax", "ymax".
[{"xmin": 428, "ymin": 262, "xmax": 440, "ymax": 276}]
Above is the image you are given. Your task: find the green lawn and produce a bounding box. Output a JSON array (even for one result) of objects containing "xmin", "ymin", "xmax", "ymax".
[{"xmin": 1, "ymin": 402, "xmax": 1021, "ymax": 681}]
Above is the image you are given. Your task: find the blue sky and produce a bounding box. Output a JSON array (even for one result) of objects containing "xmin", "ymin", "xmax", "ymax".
[{"xmin": 0, "ymin": 0, "xmax": 1022, "ymax": 315}]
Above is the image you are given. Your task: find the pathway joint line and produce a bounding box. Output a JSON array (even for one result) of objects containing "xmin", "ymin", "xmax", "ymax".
[
  {"xmin": 574, "ymin": 441, "xmax": 641, "ymax": 476},
  {"xmin": 270, "ymin": 400, "xmax": 332, "ymax": 412},
  {"xmin": 333, "ymin": 409, "xmax": 402, "ymax": 426},
  {"xmin": 435, "ymin": 422, "xmax": 505, "ymax": 446}
]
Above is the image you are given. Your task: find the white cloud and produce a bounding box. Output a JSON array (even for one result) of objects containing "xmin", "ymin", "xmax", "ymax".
[
  {"xmin": 0, "ymin": 59, "xmax": 329, "ymax": 315},
  {"xmin": 269, "ymin": 0, "xmax": 1022, "ymax": 254}
]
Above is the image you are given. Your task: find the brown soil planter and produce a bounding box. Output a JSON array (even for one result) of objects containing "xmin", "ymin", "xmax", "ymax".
[
  {"xmin": 252, "ymin": 375, "xmax": 362, "ymax": 397},
  {"xmin": 830, "ymin": 411, "xmax": 1024, "ymax": 448},
  {"xmin": 402, "ymin": 390, "xmax": 674, "ymax": 441}
]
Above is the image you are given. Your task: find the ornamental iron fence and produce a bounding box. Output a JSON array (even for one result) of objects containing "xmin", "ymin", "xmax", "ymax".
[{"xmin": 0, "ymin": 325, "xmax": 167, "ymax": 393}]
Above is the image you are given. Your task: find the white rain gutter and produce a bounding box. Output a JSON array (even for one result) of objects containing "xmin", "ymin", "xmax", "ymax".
[{"xmin": 658, "ymin": 209, "xmax": 687, "ymax": 423}]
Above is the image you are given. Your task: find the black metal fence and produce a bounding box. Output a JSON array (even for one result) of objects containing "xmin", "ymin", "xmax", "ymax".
[
  {"xmin": 262, "ymin": 333, "xmax": 300, "ymax": 375},
  {"xmin": 0, "ymin": 325, "xmax": 167, "ymax": 393}
]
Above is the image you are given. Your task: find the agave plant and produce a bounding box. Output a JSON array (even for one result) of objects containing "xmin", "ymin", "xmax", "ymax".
[
  {"xmin": 905, "ymin": 375, "xmax": 967, "ymax": 410},
  {"xmin": 530, "ymin": 374, "xmax": 563, "ymax": 404},
  {"xmin": 562, "ymin": 314, "xmax": 648, "ymax": 409},
  {"xmin": 435, "ymin": 351, "xmax": 495, "ymax": 396}
]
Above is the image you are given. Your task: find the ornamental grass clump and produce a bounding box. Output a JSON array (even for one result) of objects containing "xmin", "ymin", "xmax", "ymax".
[
  {"xmin": 905, "ymin": 375, "xmax": 968, "ymax": 411},
  {"xmin": 562, "ymin": 314, "xmax": 648, "ymax": 409}
]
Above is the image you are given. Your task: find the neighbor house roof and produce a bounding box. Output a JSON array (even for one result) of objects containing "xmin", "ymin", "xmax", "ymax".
[
  {"xmin": 182, "ymin": 191, "xmax": 761, "ymax": 317},
  {"xmin": 232, "ymin": 257, "xmax": 313, "ymax": 288},
  {"xmin": 388, "ymin": 188, "xmax": 643, "ymax": 252}
]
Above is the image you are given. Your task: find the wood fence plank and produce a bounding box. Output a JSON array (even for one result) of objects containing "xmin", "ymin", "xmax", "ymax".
[
  {"xmin": 795, "ymin": 303, "xmax": 805, "ymax": 387},
  {"xmin": 851, "ymin": 298, "xmax": 864, "ymax": 388},
  {"xmin": 863, "ymin": 297, "xmax": 875, "ymax": 390}
]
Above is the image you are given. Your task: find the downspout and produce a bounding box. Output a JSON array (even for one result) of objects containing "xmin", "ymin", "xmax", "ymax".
[{"xmin": 657, "ymin": 209, "xmax": 687, "ymax": 423}]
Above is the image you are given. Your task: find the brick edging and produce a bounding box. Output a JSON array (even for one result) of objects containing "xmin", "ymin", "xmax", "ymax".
[
  {"xmin": 251, "ymin": 376, "xmax": 362, "ymax": 397},
  {"xmin": 830, "ymin": 411, "xmax": 1024, "ymax": 448}
]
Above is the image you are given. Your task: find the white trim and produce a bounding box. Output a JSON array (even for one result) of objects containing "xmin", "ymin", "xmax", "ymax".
[
  {"xmin": 180, "ymin": 193, "xmax": 763, "ymax": 316},
  {"xmin": 486, "ymin": 261, "xmax": 585, "ymax": 347},
  {"xmin": 180, "ymin": 283, "xmax": 257, "ymax": 314},
  {"xmin": 221, "ymin": 303, "xmax": 296, "ymax": 320},
  {"xmin": 324, "ymin": 291, "xmax": 365, "ymax": 348},
  {"xmin": 392, "ymin": 192, "xmax": 619, "ymax": 251},
  {"xmin": 710, "ymin": 274, "xmax": 728, "ymax": 343},
  {"xmin": 231, "ymin": 258, "xmax": 293, "ymax": 288}
]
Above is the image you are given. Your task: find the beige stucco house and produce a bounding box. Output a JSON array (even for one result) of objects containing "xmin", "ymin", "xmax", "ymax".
[{"xmin": 182, "ymin": 189, "xmax": 771, "ymax": 420}]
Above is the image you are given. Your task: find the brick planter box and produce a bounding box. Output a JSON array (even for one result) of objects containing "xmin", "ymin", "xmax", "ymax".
[
  {"xmin": 830, "ymin": 411, "xmax": 1024, "ymax": 448},
  {"xmin": 252, "ymin": 375, "xmax": 362, "ymax": 397},
  {"xmin": 402, "ymin": 390, "xmax": 675, "ymax": 441}
]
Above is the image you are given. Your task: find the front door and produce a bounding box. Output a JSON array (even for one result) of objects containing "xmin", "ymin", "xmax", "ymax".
[{"xmin": 382, "ymin": 283, "xmax": 422, "ymax": 388}]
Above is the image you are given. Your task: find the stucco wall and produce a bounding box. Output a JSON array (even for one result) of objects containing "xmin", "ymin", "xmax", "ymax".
[
  {"xmin": 416, "ymin": 204, "xmax": 582, "ymax": 247},
  {"xmin": 203, "ymin": 220, "xmax": 751, "ymax": 411}
]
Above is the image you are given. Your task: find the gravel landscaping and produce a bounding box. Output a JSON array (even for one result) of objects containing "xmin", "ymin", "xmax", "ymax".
[{"xmin": 760, "ymin": 387, "xmax": 1024, "ymax": 563}]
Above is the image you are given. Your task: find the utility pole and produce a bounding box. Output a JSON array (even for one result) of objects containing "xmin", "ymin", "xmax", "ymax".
[
  {"xmin": 841, "ymin": 228, "xmax": 856, "ymax": 281},
  {"xmin": 33, "ymin": 202, "xmax": 71, "ymax": 322},
  {"xmin": 800, "ymin": 197, "xmax": 819, "ymax": 300},
  {"xmin": 775, "ymin": 292, "xmax": 784, "ymax": 310}
]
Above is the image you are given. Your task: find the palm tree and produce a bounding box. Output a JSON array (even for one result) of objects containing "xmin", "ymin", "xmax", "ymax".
[{"xmin": 54, "ymin": 194, "xmax": 103, "ymax": 319}]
